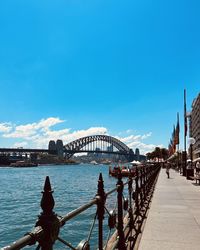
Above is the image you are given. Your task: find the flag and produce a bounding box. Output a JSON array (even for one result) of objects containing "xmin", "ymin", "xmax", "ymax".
[
  {"xmin": 184, "ymin": 89, "xmax": 187, "ymax": 137},
  {"xmin": 172, "ymin": 125, "xmax": 176, "ymax": 143},
  {"xmin": 171, "ymin": 125, "xmax": 176, "ymax": 153},
  {"xmin": 175, "ymin": 112, "xmax": 180, "ymax": 145},
  {"xmin": 168, "ymin": 142, "xmax": 173, "ymax": 156},
  {"xmin": 168, "ymin": 142, "xmax": 172, "ymax": 156},
  {"xmin": 173, "ymin": 141, "xmax": 176, "ymax": 153}
]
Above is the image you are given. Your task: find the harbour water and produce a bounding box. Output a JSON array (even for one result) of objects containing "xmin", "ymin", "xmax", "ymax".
[{"xmin": 0, "ymin": 164, "xmax": 121, "ymax": 249}]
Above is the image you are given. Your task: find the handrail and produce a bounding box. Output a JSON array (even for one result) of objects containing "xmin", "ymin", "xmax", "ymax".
[
  {"xmin": 60, "ymin": 198, "xmax": 98, "ymax": 226},
  {"xmin": 59, "ymin": 181, "xmax": 130, "ymax": 226},
  {"xmin": 2, "ymin": 226, "xmax": 43, "ymax": 250}
]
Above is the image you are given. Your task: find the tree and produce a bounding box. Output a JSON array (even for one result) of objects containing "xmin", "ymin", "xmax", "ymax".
[
  {"xmin": 160, "ymin": 148, "xmax": 169, "ymax": 160},
  {"xmin": 154, "ymin": 147, "xmax": 161, "ymax": 159},
  {"xmin": 146, "ymin": 147, "xmax": 169, "ymax": 161}
]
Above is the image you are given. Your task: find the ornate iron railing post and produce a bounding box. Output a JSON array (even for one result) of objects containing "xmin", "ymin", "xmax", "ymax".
[
  {"xmin": 142, "ymin": 167, "xmax": 146, "ymax": 204},
  {"xmin": 117, "ymin": 171, "xmax": 126, "ymax": 250},
  {"xmin": 35, "ymin": 176, "xmax": 60, "ymax": 250},
  {"xmin": 96, "ymin": 173, "xmax": 106, "ymax": 250},
  {"xmin": 138, "ymin": 168, "xmax": 143, "ymax": 211},
  {"xmin": 147, "ymin": 165, "xmax": 151, "ymax": 193},
  {"xmin": 140, "ymin": 167, "xmax": 144, "ymax": 208},
  {"xmin": 135, "ymin": 166, "xmax": 140, "ymax": 216},
  {"xmin": 142, "ymin": 167, "xmax": 146, "ymax": 202}
]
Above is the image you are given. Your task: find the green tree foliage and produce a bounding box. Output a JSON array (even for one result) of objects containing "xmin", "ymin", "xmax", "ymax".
[{"xmin": 146, "ymin": 147, "xmax": 169, "ymax": 160}]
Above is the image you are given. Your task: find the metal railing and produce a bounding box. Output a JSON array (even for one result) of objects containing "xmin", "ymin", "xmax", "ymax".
[{"xmin": 2, "ymin": 163, "xmax": 160, "ymax": 250}]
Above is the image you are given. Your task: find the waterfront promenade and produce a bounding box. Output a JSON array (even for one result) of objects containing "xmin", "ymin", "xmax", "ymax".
[{"xmin": 138, "ymin": 168, "xmax": 200, "ymax": 250}]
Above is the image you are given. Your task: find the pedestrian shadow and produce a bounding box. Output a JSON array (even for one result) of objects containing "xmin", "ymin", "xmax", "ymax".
[{"xmin": 191, "ymin": 182, "xmax": 200, "ymax": 186}]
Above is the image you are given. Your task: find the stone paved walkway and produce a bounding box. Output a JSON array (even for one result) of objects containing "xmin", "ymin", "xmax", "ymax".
[{"xmin": 138, "ymin": 168, "xmax": 200, "ymax": 250}]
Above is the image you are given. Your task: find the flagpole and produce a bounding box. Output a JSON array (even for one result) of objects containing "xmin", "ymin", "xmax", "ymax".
[
  {"xmin": 178, "ymin": 142, "xmax": 181, "ymax": 172},
  {"xmin": 177, "ymin": 112, "xmax": 180, "ymax": 172},
  {"xmin": 176, "ymin": 112, "xmax": 180, "ymax": 172},
  {"xmin": 184, "ymin": 90, "xmax": 186, "ymax": 154},
  {"xmin": 183, "ymin": 89, "xmax": 187, "ymax": 176}
]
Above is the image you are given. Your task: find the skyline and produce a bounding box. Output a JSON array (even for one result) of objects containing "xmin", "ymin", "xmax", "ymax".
[{"xmin": 0, "ymin": 1, "xmax": 200, "ymax": 153}]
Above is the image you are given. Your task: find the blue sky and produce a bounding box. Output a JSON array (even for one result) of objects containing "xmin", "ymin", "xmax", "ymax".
[{"xmin": 0, "ymin": 0, "xmax": 199, "ymax": 153}]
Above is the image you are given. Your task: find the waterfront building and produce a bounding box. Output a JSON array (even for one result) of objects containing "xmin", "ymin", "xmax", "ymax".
[{"xmin": 189, "ymin": 93, "xmax": 200, "ymax": 159}]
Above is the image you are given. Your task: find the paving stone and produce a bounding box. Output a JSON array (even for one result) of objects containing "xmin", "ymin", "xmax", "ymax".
[{"xmin": 139, "ymin": 239, "xmax": 200, "ymax": 250}]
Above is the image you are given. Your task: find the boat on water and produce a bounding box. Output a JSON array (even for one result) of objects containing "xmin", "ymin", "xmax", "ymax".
[
  {"xmin": 109, "ymin": 165, "xmax": 136, "ymax": 177},
  {"xmin": 10, "ymin": 161, "xmax": 38, "ymax": 168},
  {"xmin": 90, "ymin": 160, "xmax": 98, "ymax": 165}
]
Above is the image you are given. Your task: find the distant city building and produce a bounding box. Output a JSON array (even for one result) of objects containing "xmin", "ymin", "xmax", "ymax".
[
  {"xmin": 135, "ymin": 148, "xmax": 140, "ymax": 161},
  {"xmin": 190, "ymin": 93, "xmax": 200, "ymax": 159},
  {"xmin": 107, "ymin": 145, "xmax": 113, "ymax": 152},
  {"xmin": 95, "ymin": 147, "xmax": 101, "ymax": 158}
]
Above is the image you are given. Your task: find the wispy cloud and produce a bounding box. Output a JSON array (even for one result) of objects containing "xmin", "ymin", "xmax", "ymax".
[
  {"xmin": 129, "ymin": 142, "xmax": 163, "ymax": 154},
  {"xmin": 0, "ymin": 123, "xmax": 12, "ymax": 133},
  {"xmin": 29, "ymin": 126, "xmax": 108, "ymax": 148},
  {"xmin": 13, "ymin": 141, "xmax": 28, "ymax": 148},
  {"xmin": 141, "ymin": 132, "xmax": 152, "ymax": 139},
  {"xmin": 0, "ymin": 117, "xmax": 159, "ymax": 154},
  {"xmin": 115, "ymin": 132, "xmax": 157, "ymax": 154},
  {"xmin": 116, "ymin": 132, "xmax": 152, "ymax": 144},
  {"xmin": 126, "ymin": 129, "xmax": 133, "ymax": 134},
  {"xmin": 3, "ymin": 117, "xmax": 64, "ymax": 139}
]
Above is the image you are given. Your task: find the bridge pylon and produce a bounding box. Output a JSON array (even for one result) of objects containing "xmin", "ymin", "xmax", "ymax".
[{"xmin": 127, "ymin": 149, "xmax": 135, "ymax": 162}]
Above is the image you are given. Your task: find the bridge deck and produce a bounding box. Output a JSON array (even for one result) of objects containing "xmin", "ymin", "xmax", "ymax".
[{"xmin": 138, "ymin": 168, "xmax": 200, "ymax": 250}]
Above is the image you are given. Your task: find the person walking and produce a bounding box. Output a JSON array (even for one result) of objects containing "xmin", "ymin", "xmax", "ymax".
[
  {"xmin": 196, "ymin": 161, "xmax": 200, "ymax": 174},
  {"xmin": 166, "ymin": 163, "xmax": 170, "ymax": 178}
]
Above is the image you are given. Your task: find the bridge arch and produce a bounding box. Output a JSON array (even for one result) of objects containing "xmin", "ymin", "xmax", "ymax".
[{"xmin": 64, "ymin": 135, "xmax": 134, "ymax": 160}]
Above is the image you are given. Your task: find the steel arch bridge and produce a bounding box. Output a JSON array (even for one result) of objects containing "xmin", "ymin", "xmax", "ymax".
[{"xmin": 64, "ymin": 135, "xmax": 134, "ymax": 161}]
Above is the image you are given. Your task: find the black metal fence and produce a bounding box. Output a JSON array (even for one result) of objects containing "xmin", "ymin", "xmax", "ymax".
[{"xmin": 2, "ymin": 164, "xmax": 160, "ymax": 250}]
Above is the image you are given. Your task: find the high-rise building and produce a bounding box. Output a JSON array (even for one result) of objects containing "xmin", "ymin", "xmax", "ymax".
[
  {"xmin": 135, "ymin": 148, "xmax": 140, "ymax": 161},
  {"xmin": 190, "ymin": 93, "xmax": 200, "ymax": 159}
]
